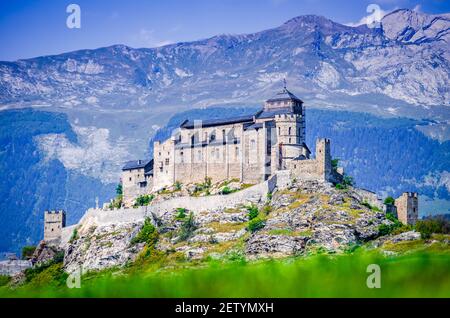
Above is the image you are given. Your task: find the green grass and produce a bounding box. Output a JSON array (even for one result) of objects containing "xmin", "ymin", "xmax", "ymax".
[{"xmin": 1, "ymin": 249, "xmax": 449, "ymax": 298}]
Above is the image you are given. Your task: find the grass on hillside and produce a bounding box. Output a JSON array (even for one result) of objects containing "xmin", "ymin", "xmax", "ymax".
[{"xmin": 1, "ymin": 249, "xmax": 449, "ymax": 298}]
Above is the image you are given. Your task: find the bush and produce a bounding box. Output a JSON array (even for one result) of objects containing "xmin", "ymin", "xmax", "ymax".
[
  {"xmin": 134, "ymin": 194, "xmax": 154, "ymax": 207},
  {"xmin": 116, "ymin": 183, "xmax": 123, "ymax": 195},
  {"xmin": 246, "ymin": 205, "xmax": 259, "ymax": 220},
  {"xmin": 384, "ymin": 196, "xmax": 395, "ymax": 205},
  {"xmin": 248, "ymin": 217, "xmax": 265, "ymax": 233},
  {"xmin": 24, "ymin": 252, "xmax": 67, "ymax": 286},
  {"xmin": 335, "ymin": 183, "xmax": 345, "ymax": 190},
  {"xmin": 174, "ymin": 181, "xmax": 182, "ymax": 191},
  {"xmin": 0, "ymin": 275, "xmax": 11, "ymax": 287},
  {"xmin": 69, "ymin": 228, "xmax": 79, "ymax": 243},
  {"xmin": 220, "ymin": 186, "xmax": 234, "ymax": 195},
  {"xmin": 109, "ymin": 194, "xmax": 123, "ymax": 209},
  {"xmin": 131, "ymin": 218, "xmax": 159, "ymax": 246},
  {"xmin": 415, "ymin": 217, "xmax": 450, "ymax": 239},
  {"xmin": 378, "ymin": 213, "xmax": 404, "ymax": 236},
  {"xmin": 362, "ymin": 201, "xmax": 382, "ymax": 212},
  {"xmin": 343, "ymin": 175, "xmax": 354, "ymax": 187},
  {"xmin": 21, "ymin": 246, "xmax": 36, "ymax": 260},
  {"xmin": 176, "ymin": 208, "xmax": 187, "ymax": 219},
  {"xmin": 178, "ymin": 213, "xmax": 197, "ymax": 242},
  {"xmin": 261, "ymin": 205, "xmax": 272, "ymax": 216},
  {"xmin": 331, "ymin": 158, "xmax": 339, "ymax": 171}
]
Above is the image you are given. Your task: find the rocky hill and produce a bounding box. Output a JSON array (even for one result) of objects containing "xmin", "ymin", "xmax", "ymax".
[{"xmin": 63, "ymin": 179, "xmax": 393, "ymax": 273}]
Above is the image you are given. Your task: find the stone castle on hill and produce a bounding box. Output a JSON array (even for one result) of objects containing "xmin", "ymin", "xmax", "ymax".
[
  {"xmin": 121, "ymin": 86, "xmax": 344, "ymax": 207},
  {"xmin": 32, "ymin": 87, "xmax": 419, "ymax": 257}
]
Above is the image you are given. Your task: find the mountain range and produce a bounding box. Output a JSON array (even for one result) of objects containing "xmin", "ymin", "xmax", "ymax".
[{"xmin": 0, "ymin": 8, "xmax": 449, "ymax": 253}]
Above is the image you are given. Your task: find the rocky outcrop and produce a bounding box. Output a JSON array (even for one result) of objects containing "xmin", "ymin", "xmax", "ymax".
[
  {"xmin": 31, "ymin": 240, "xmax": 63, "ymax": 266},
  {"xmin": 62, "ymin": 179, "xmax": 394, "ymax": 272},
  {"xmin": 64, "ymin": 222, "xmax": 144, "ymax": 273}
]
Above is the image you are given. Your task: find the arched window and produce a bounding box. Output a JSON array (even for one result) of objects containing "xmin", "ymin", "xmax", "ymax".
[{"xmin": 288, "ymin": 127, "xmax": 291, "ymax": 135}]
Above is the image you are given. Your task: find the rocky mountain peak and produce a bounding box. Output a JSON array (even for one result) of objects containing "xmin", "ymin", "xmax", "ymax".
[{"xmin": 381, "ymin": 8, "xmax": 450, "ymax": 43}]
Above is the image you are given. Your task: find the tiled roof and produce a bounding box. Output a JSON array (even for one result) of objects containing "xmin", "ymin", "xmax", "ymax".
[
  {"xmin": 180, "ymin": 114, "xmax": 254, "ymax": 129},
  {"xmin": 122, "ymin": 159, "xmax": 153, "ymax": 171},
  {"xmin": 266, "ymin": 88, "xmax": 303, "ymax": 103},
  {"xmin": 256, "ymin": 107, "xmax": 293, "ymax": 119}
]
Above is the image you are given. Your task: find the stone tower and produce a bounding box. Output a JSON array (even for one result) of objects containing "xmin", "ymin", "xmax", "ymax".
[
  {"xmin": 267, "ymin": 86, "xmax": 306, "ymax": 169},
  {"xmin": 394, "ymin": 192, "xmax": 419, "ymax": 225},
  {"xmin": 316, "ymin": 138, "xmax": 332, "ymax": 181},
  {"xmin": 44, "ymin": 210, "xmax": 66, "ymax": 243}
]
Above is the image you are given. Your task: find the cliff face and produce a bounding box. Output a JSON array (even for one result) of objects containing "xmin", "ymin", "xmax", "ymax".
[{"xmin": 63, "ymin": 179, "xmax": 391, "ymax": 273}]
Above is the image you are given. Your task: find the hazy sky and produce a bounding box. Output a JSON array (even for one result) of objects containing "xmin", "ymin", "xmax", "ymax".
[{"xmin": 0, "ymin": 0, "xmax": 449, "ymax": 61}]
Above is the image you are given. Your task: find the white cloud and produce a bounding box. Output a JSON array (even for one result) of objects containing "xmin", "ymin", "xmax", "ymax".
[{"xmin": 345, "ymin": 5, "xmax": 393, "ymax": 27}]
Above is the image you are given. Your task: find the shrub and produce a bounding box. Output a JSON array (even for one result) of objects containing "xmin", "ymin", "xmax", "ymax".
[
  {"xmin": 384, "ymin": 196, "xmax": 395, "ymax": 205},
  {"xmin": 116, "ymin": 183, "xmax": 123, "ymax": 195},
  {"xmin": 174, "ymin": 181, "xmax": 182, "ymax": 191},
  {"xmin": 0, "ymin": 275, "xmax": 11, "ymax": 287},
  {"xmin": 178, "ymin": 213, "xmax": 197, "ymax": 242},
  {"xmin": 221, "ymin": 186, "xmax": 234, "ymax": 195},
  {"xmin": 176, "ymin": 208, "xmax": 187, "ymax": 219},
  {"xmin": 415, "ymin": 217, "xmax": 450, "ymax": 239},
  {"xmin": 331, "ymin": 158, "xmax": 339, "ymax": 171},
  {"xmin": 134, "ymin": 194, "xmax": 154, "ymax": 207},
  {"xmin": 69, "ymin": 228, "xmax": 79, "ymax": 243},
  {"xmin": 362, "ymin": 201, "xmax": 382, "ymax": 212},
  {"xmin": 336, "ymin": 176, "xmax": 353, "ymax": 190},
  {"xmin": 246, "ymin": 205, "xmax": 259, "ymax": 220},
  {"xmin": 378, "ymin": 213, "xmax": 404, "ymax": 236},
  {"xmin": 266, "ymin": 192, "xmax": 273, "ymax": 201},
  {"xmin": 109, "ymin": 194, "xmax": 123, "ymax": 209},
  {"xmin": 343, "ymin": 175, "xmax": 354, "ymax": 187},
  {"xmin": 24, "ymin": 252, "xmax": 67, "ymax": 286},
  {"xmin": 261, "ymin": 205, "xmax": 272, "ymax": 216},
  {"xmin": 248, "ymin": 217, "xmax": 265, "ymax": 233},
  {"xmin": 21, "ymin": 246, "xmax": 36, "ymax": 260},
  {"xmin": 131, "ymin": 218, "xmax": 158, "ymax": 246}
]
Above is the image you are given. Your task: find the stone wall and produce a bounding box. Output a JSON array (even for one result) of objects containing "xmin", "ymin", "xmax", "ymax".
[
  {"xmin": 0, "ymin": 260, "xmax": 31, "ymax": 276},
  {"xmin": 61, "ymin": 176, "xmax": 278, "ymax": 247},
  {"xmin": 353, "ymin": 188, "xmax": 384, "ymax": 210}
]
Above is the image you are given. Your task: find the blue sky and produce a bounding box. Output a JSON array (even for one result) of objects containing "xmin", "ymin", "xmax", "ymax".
[{"xmin": 0, "ymin": 0, "xmax": 449, "ymax": 61}]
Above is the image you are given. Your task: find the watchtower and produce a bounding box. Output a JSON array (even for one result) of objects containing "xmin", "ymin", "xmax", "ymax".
[
  {"xmin": 44, "ymin": 210, "xmax": 66, "ymax": 242},
  {"xmin": 394, "ymin": 192, "xmax": 419, "ymax": 225}
]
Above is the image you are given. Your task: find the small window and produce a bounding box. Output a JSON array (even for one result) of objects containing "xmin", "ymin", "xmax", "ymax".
[
  {"xmin": 235, "ymin": 146, "xmax": 239, "ymax": 158},
  {"xmin": 197, "ymin": 150, "xmax": 202, "ymax": 161},
  {"xmin": 288, "ymin": 127, "xmax": 291, "ymax": 135},
  {"xmin": 165, "ymin": 158, "xmax": 170, "ymax": 165},
  {"xmin": 129, "ymin": 177, "xmax": 132, "ymax": 181},
  {"xmin": 251, "ymin": 139, "xmax": 256, "ymax": 149}
]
